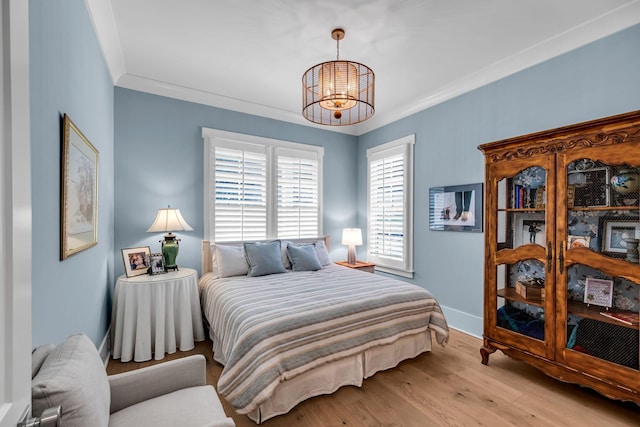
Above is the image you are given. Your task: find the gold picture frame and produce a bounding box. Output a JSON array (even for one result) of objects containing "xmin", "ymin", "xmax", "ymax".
[{"xmin": 60, "ymin": 114, "xmax": 99, "ymax": 260}]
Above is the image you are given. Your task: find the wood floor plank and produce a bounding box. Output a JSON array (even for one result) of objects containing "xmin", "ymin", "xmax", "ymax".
[{"xmin": 106, "ymin": 328, "xmax": 640, "ymax": 426}]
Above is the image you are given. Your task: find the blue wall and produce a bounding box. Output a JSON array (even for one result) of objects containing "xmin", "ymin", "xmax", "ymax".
[
  {"xmin": 113, "ymin": 89, "xmax": 358, "ymax": 278},
  {"xmin": 357, "ymin": 23, "xmax": 640, "ymax": 336},
  {"xmin": 30, "ymin": 0, "xmax": 115, "ymax": 347},
  {"xmin": 27, "ymin": 0, "xmax": 640, "ymax": 346}
]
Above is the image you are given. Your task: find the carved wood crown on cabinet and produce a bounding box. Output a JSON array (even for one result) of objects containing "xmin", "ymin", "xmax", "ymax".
[
  {"xmin": 480, "ymin": 111, "xmax": 640, "ymax": 163},
  {"xmin": 478, "ymin": 110, "xmax": 640, "ymax": 406}
]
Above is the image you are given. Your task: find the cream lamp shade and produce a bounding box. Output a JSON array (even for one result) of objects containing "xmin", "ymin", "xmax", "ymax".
[
  {"xmin": 342, "ymin": 228, "xmax": 362, "ymax": 265},
  {"xmin": 147, "ymin": 207, "xmax": 193, "ymax": 233},
  {"xmin": 147, "ymin": 206, "xmax": 193, "ymax": 271}
]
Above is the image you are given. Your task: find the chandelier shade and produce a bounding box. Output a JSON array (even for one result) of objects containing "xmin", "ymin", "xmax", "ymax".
[{"xmin": 302, "ymin": 29, "xmax": 374, "ymax": 126}]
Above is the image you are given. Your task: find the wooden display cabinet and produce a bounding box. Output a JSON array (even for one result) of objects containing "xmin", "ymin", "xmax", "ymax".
[{"xmin": 478, "ymin": 110, "xmax": 640, "ymax": 405}]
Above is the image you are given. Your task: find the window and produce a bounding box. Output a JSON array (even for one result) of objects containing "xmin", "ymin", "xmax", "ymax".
[
  {"xmin": 367, "ymin": 135, "xmax": 414, "ymax": 277},
  {"xmin": 203, "ymin": 129, "xmax": 323, "ymax": 242}
]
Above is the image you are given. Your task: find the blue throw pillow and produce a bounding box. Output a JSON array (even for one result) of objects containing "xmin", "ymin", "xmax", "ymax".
[
  {"xmin": 244, "ymin": 241, "xmax": 287, "ymax": 277},
  {"xmin": 287, "ymin": 244, "xmax": 323, "ymax": 272}
]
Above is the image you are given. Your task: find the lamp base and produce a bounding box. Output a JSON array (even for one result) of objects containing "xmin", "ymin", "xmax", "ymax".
[
  {"xmin": 347, "ymin": 245, "xmax": 356, "ymax": 265},
  {"xmin": 161, "ymin": 233, "xmax": 180, "ymax": 271}
]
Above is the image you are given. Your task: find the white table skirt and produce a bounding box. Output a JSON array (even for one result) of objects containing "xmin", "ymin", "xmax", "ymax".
[{"xmin": 111, "ymin": 268, "xmax": 205, "ymax": 362}]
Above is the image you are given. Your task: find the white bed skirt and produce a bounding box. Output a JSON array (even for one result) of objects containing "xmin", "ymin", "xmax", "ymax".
[{"xmin": 244, "ymin": 331, "xmax": 432, "ymax": 424}]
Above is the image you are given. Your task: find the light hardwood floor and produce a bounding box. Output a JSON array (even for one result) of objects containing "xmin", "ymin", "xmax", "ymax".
[{"xmin": 106, "ymin": 329, "xmax": 640, "ymax": 426}]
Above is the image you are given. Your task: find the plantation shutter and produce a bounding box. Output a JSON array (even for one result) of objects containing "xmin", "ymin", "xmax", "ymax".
[
  {"xmin": 213, "ymin": 144, "xmax": 267, "ymax": 241},
  {"xmin": 369, "ymin": 153, "xmax": 405, "ymax": 260},
  {"xmin": 367, "ymin": 135, "xmax": 414, "ymax": 276},
  {"xmin": 204, "ymin": 128, "xmax": 324, "ymax": 243},
  {"xmin": 277, "ymin": 149, "xmax": 320, "ymax": 239}
]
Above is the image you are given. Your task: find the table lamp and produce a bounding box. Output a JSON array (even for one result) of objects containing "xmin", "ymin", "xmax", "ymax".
[
  {"xmin": 147, "ymin": 206, "xmax": 193, "ymax": 271},
  {"xmin": 342, "ymin": 228, "xmax": 362, "ymax": 265}
]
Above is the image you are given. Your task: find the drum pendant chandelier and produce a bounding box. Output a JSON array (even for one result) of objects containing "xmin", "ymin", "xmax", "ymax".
[{"xmin": 302, "ymin": 28, "xmax": 374, "ymax": 126}]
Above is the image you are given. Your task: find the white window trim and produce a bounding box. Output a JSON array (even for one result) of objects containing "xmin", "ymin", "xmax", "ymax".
[
  {"xmin": 202, "ymin": 128, "xmax": 324, "ymax": 241},
  {"xmin": 366, "ymin": 134, "xmax": 414, "ymax": 278}
]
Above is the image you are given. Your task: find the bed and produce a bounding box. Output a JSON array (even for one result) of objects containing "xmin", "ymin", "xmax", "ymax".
[{"xmin": 199, "ymin": 237, "xmax": 449, "ymax": 423}]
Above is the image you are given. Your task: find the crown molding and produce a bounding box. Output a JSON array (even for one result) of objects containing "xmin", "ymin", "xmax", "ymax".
[
  {"xmin": 116, "ymin": 73, "xmax": 361, "ymax": 135},
  {"xmin": 88, "ymin": 0, "xmax": 640, "ymax": 136},
  {"xmin": 85, "ymin": 0, "xmax": 125, "ymax": 84},
  {"xmin": 357, "ymin": 0, "xmax": 640, "ymax": 134}
]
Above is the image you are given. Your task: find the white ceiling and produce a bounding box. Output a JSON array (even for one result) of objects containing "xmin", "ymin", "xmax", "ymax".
[{"xmin": 87, "ymin": 0, "xmax": 640, "ymax": 135}]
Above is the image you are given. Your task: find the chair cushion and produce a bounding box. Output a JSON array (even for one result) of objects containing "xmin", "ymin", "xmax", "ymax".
[
  {"xmin": 32, "ymin": 344, "xmax": 55, "ymax": 379},
  {"xmin": 108, "ymin": 385, "xmax": 235, "ymax": 427},
  {"xmin": 32, "ymin": 334, "xmax": 110, "ymax": 427}
]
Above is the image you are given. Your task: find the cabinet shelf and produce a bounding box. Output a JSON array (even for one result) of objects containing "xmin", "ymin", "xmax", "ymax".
[
  {"xmin": 498, "ymin": 208, "xmax": 545, "ymax": 213},
  {"xmin": 497, "ymin": 288, "xmax": 544, "ymax": 308},
  {"xmin": 569, "ymin": 206, "xmax": 639, "ymax": 212},
  {"xmin": 567, "ymin": 301, "xmax": 639, "ymax": 330}
]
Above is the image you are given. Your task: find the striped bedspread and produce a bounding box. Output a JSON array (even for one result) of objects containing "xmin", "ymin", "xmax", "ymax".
[{"xmin": 199, "ymin": 263, "xmax": 449, "ymax": 414}]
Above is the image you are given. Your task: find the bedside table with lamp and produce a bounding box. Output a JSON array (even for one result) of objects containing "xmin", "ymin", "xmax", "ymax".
[
  {"xmin": 110, "ymin": 206, "xmax": 202, "ymax": 362},
  {"xmin": 337, "ymin": 228, "xmax": 375, "ymax": 273}
]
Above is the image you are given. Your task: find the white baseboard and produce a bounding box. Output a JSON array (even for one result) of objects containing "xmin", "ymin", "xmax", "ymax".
[
  {"xmin": 440, "ymin": 305, "xmax": 482, "ymax": 339},
  {"xmin": 98, "ymin": 326, "xmax": 111, "ymax": 368}
]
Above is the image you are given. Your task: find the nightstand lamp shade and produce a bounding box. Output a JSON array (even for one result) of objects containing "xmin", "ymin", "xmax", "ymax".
[
  {"xmin": 342, "ymin": 228, "xmax": 362, "ymax": 265},
  {"xmin": 147, "ymin": 206, "xmax": 193, "ymax": 271}
]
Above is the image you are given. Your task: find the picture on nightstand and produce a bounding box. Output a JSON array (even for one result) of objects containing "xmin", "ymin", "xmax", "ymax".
[
  {"xmin": 122, "ymin": 246, "xmax": 151, "ymax": 277},
  {"xmin": 149, "ymin": 253, "xmax": 166, "ymax": 275}
]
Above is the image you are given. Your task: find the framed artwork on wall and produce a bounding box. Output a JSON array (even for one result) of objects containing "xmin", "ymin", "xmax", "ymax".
[
  {"xmin": 60, "ymin": 114, "xmax": 99, "ymax": 260},
  {"xmin": 429, "ymin": 183, "xmax": 483, "ymax": 232},
  {"xmin": 121, "ymin": 246, "xmax": 151, "ymax": 277}
]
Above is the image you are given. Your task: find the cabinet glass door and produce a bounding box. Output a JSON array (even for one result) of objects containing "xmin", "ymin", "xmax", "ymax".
[
  {"xmin": 489, "ymin": 159, "xmax": 555, "ymax": 358},
  {"xmin": 559, "ymin": 150, "xmax": 640, "ymax": 381}
]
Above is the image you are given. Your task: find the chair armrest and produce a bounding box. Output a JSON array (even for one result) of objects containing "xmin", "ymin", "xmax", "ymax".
[{"xmin": 108, "ymin": 355, "xmax": 207, "ymax": 413}]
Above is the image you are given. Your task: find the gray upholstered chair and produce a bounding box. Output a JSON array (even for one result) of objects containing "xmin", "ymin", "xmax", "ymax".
[{"xmin": 31, "ymin": 334, "xmax": 235, "ymax": 427}]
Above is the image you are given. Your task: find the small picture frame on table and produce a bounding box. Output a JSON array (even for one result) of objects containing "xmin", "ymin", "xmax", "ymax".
[
  {"xmin": 149, "ymin": 253, "xmax": 166, "ymax": 275},
  {"xmin": 121, "ymin": 246, "xmax": 151, "ymax": 277}
]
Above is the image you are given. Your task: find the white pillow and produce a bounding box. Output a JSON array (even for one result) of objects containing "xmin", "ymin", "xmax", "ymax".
[
  {"xmin": 314, "ymin": 240, "xmax": 332, "ymax": 266},
  {"xmin": 213, "ymin": 244, "xmax": 249, "ymax": 278},
  {"xmin": 280, "ymin": 240, "xmax": 293, "ymax": 269}
]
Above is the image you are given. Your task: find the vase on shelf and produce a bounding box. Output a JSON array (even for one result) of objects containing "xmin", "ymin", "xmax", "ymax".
[{"xmin": 623, "ymin": 238, "xmax": 640, "ymax": 263}]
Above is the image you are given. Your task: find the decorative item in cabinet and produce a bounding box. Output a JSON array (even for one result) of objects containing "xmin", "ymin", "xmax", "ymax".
[
  {"xmin": 567, "ymin": 165, "xmax": 610, "ymax": 207},
  {"xmin": 610, "ymin": 166, "xmax": 639, "ymax": 207},
  {"xmin": 511, "ymin": 166, "xmax": 545, "ymax": 209},
  {"xmin": 567, "ymin": 235, "xmax": 591, "ymax": 249},
  {"xmin": 516, "ymin": 278, "xmax": 545, "ymax": 300},
  {"xmin": 534, "ymin": 186, "xmax": 545, "ymax": 208},
  {"xmin": 599, "ymin": 311, "xmax": 639, "ymax": 326},
  {"xmin": 513, "ymin": 213, "xmax": 545, "ymax": 247},
  {"xmin": 583, "ymin": 278, "xmax": 613, "ymax": 308},
  {"xmin": 598, "ymin": 215, "xmax": 640, "ymax": 258}
]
